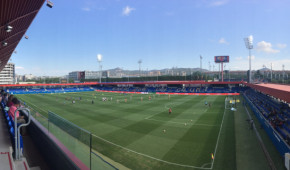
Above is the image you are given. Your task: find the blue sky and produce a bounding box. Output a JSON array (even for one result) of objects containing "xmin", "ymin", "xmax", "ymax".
[{"xmin": 12, "ymin": 0, "xmax": 290, "ymax": 76}]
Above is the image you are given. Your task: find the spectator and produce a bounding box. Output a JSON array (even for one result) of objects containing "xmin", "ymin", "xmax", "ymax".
[
  {"xmin": 7, "ymin": 95, "xmax": 14, "ymax": 107},
  {"xmin": 3, "ymin": 93, "xmax": 8, "ymax": 104},
  {"xmin": 8, "ymin": 98, "xmax": 27, "ymax": 135},
  {"xmin": 8, "ymin": 98, "xmax": 25, "ymax": 122}
]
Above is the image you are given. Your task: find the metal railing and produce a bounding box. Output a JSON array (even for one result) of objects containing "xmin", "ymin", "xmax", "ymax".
[
  {"xmin": 14, "ymin": 107, "xmax": 31, "ymax": 160},
  {"xmin": 21, "ymin": 102, "xmax": 117, "ymax": 170}
]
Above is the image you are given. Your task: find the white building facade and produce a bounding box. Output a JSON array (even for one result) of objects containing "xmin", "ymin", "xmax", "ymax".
[{"xmin": 0, "ymin": 63, "xmax": 15, "ymax": 84}]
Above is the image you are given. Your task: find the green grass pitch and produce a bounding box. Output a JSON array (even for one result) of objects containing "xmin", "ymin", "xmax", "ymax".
[{"xmin": 16, "ymin": 91, "xmax": 271, "ymax": 170}]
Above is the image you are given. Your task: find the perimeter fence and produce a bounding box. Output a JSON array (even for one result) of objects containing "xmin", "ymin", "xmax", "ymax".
[{"xmin": 23, "ymin": 103, "xmax": 118, "ymax": 170}]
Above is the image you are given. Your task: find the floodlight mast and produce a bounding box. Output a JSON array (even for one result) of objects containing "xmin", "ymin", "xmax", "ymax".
[
  {"xmin": 244, "ymin": 35, "xmax": 253, "ymax": 83},
  {"xmin": 138, "ymin": 60, "xmax": 142, "ymax": 77},
  {"xmin": 97, "ymin": 54, "xmax": 103, "ymax": 83},
  {"xmin": 200, "ymin": 55, "xmax": 202, "ymax": 71}
]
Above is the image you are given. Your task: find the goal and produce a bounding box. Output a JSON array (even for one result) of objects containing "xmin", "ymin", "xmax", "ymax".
[{"xmin": 225, "ymin": 96, "xmax": 236, "ymax": 110}]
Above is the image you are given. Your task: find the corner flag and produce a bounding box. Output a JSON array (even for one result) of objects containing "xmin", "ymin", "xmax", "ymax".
[{"xmin": 211, "ymin": 153, "xmax": 214, "ymax": 160}]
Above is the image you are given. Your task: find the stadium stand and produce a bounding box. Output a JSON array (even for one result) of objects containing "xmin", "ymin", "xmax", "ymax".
[
  {"xmin": 0, "ymin": 92, "xmax": 29, "ymax": 170},
  {"xmin": 244, "ymin": 88, "xmax": 290, "ymax": 156},
  {"xmin": 93, "ymin": 85, "xmax": 243, "ymax": 93},
  {"xmin": 7, "ymin": 86, "xmax": 94, "ymax": 94},
  {"xmin": 245, "ymin": 89, "xmax": 290, "ymax": 142}
]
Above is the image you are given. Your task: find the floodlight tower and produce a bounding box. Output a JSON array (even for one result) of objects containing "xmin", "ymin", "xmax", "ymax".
[
  {"xmin": 138, "ymin": 59, "xmax": 142, "ymax": 77},
  {"xmin": 200, "ymin": 55, "xmax": 203, "ymax": 71},
  {"xmin": 271, "ymin": 63, "xmax": 273, "ymax": 82},
  {"xmin": 208, "ymin": 61, "xmax": 211, "ymax": 71},
  {"xmin": 97, "ymin": 54, "xmax": 103, "ymax": 83},
  {"xmin": 282, "ymin": 64, "xmax": 285, "ymax": 83},
  {"xmin": 244, "ymin": 35, "xmax": 253, "ymax": 83}
]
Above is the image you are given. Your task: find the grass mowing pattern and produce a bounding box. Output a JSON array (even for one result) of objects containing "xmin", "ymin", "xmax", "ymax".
[{"xmin": 17, "ymin": 92, "xmax": 232, "ymax": 169}]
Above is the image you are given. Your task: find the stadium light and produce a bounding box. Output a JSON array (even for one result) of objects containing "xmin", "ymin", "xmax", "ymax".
[
  {"xmin": 47, "ymin": 0, "xmax": 54, "ymax": 8},
  {"xmin": 97, "ymin": 54, "xmax": 103, "ymax": 83},
  {"xmin": 244, "ymin": 35, "xmax": 253, "ymax": 83},
  {"xmin": 2, "ymin": 42, "xmax": 8, "ymax": 46},
  {"xmin": 5, "ymin": 25, "xmax": 13, "ymax": 33},
  {"xmin": 138, "ymin": 59, "xmax": 142, "ymax": 77}
]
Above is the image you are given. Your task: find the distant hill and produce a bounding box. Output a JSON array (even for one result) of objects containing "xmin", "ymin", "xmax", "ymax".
[{"xmin": 105, "ymin": 67, "xmax": 208, "ymax": 77}]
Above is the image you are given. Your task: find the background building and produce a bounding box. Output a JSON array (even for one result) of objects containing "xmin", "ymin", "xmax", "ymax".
[
  {"xmin": 83, "ymin": 71, "xmax": 100, "ymax": 79},
  {"xmin": 68, "ymin": 71, "xmax": 81, "ymax": 81},
  {"xmin": 0, "ymin": 63, "xmax": 15, "ymax": 84},
  {"xmin": 69, "ymin": 71, "xmax": 101, "ymax": 81}
]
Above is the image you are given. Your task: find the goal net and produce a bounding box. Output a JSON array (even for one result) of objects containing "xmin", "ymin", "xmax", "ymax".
[{"xmin": 225, "ymin": 96, "xmax": 236, "ymax": 111}]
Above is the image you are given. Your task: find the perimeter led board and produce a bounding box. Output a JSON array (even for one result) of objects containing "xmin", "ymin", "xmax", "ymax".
[{"xmin": 215, "ymin": 56, "xmax": 229, "ymax": 63}]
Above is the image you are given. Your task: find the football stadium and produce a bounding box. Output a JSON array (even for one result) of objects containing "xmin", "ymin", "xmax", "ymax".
[{"xmin": 0, "ymin": 1, "xmax": 290, "ymax": 170}]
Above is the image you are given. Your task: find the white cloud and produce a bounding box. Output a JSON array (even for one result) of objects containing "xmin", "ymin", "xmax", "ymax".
[
  {"xmin": 219, "ymin": 38, "xmax": 229, "ymax": 44},
  {"xmin": 235, "ymin": 57, "xmax": 243, "ymax": 61},
  {"xmin": 122, "ymin": 6, "xmax": 135, "ymax": 16},
  {"xmin": 256, "ymin": 41, "xmax": 280, "ymax": 54},
  {"xmin": 277, "ymin": 43, "xmax": 287, "ymax": 49},
  {"xmin": 15, "ymin": 66, "xmax": 24, "ymax": 69},
  {"xmin": 210, "ymin": 0, "xmax": 229, "ymax": 6},
  {"xmin": 81, "ymin": 7, "xmax": 91, "ymax": 12}
]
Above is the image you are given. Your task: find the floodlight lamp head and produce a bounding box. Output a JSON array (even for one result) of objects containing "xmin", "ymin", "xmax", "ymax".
[
  {"xmin": 244, "ymin": 36, "xmax": 253, "ymax": 49},
  {"xmin": 248, "ymin": 35, "xmax": 253, "ymax": 45},
  {"xmin": 5, "ymin": 25, "xmax": 13, "ymax": 32},
  {"xmin": 97, "ymin": 54, "xmax": 102, "ymax": 62},
  {"xmin": 2, "ymin": 42, "xmax": 7, "ymax": 46},
  {"xmin": 47, "ymin": 1, "xmax": 53, "ymax": 8}
]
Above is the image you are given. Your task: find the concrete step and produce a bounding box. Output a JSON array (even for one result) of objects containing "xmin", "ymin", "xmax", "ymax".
[
  {"xmin": 14, "ymin": 158, "xmax": 30, "ymax": 170},
  {"xmin": 0, "ymin": 151, "xmax": 14, "ymax": 170}
]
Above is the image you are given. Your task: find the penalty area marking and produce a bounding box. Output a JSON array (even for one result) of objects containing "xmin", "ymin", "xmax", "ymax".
[
  {"xmin": 201, "ymin": 162, "xmax": 212, "ymax": 168},
  {"xmin": 145, "ymin": 118, "xmax": 220, "ymax": 127},
  {"xmin": 91, "ymin": 133, "xmax": 212, "ymax": 169}
]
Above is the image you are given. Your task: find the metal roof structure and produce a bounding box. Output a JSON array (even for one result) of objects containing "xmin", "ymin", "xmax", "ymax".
[
  {"xmin": 0, "ymin": 82, "xmax": 98, "ymax": 87},
  {"xmin": 0, "ymin": 0, "xmax": 45, "ymax": 71},
  {"xmin": 0, "ymin": 81, "xmax": 243, "ymax": 87},
  {"xmin": 98, "ymin": 81, "xmax": 244, "ymax": 85},
  {"xmin": 247, "ymin": 83, "xmax": 290, "ymax": 103}
]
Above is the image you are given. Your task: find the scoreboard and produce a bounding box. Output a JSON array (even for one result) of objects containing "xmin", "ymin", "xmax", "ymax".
[{"xmin": 214, "ymin": 56, "xmax": 229, "ymax": 63}]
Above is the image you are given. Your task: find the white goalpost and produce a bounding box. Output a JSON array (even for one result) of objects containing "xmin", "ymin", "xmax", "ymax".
[{"xmin": 225, "ymin": 96, "xmax": 237, "ymax": 111}]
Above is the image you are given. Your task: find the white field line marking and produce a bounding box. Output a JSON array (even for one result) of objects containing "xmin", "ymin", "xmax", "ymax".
[
  {"xmin": 145, "ymin": 118, "xmax": 187, "ymax": 125},
  {"xmin": 144, "ymin": 114, "xmax": 158, "ymax": 120},
  {"xmin": 194, "ymin": 123, "xmax": 220, "ymax": 127},
  {"xmin": 148, "ymin": 101, "xmax": 201, "ymax": 119},
  {"xmin": 210, "ymin": 103, "xmax": 227, "ymax": 169},
  {"xmin": 145, "ymin": 118, "xmax": 219, "ymax": 127},
  {"xmin": 91, "ymin": 134, "xmax": 211, "ymax": 169},
  {"xmin": 145, "ymin": 103, "xmax": 216, "ymax": 124},
  {"xmin": 145, "ymin": 102, "xmax": 179, "ymax": 119},
  {"xmin": 201, "ymin": 162, "xmax": 212, "ymax": 168}
]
